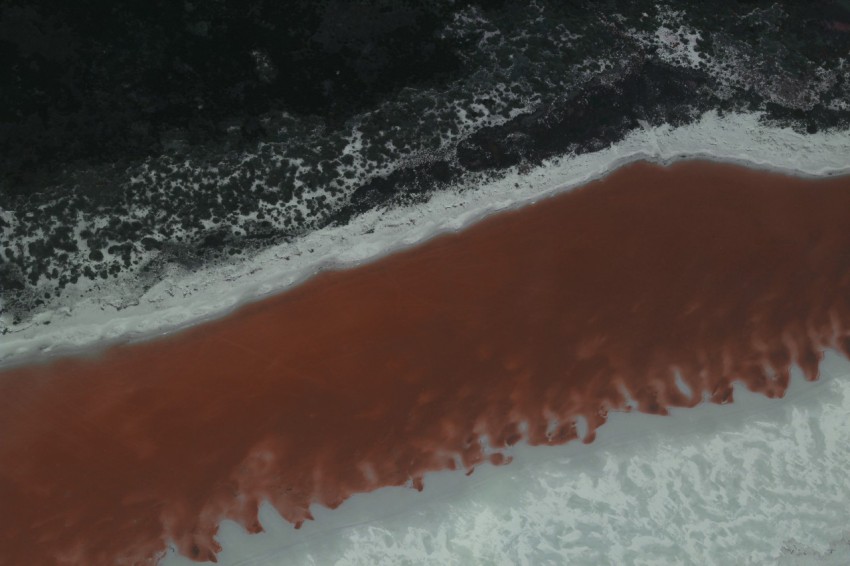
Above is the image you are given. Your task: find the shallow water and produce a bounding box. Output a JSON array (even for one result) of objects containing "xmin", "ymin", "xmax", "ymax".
[{"xmin": 2, "ymin": 161, "xmax": 850, "ymax": 565}]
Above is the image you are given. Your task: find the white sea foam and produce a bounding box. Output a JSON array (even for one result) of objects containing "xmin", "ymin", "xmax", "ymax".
[
  {"xmin": 157, "ymin": 351, "xmax": 850, "ymax": 565},
  {"xmin": 2, "ymin": 110, "xmax": 849, "ymax": 367}
]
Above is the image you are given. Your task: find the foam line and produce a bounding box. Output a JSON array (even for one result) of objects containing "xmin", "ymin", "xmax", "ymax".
[{"xmin": 2, "ymin": 111, "xmax": 850, "ymax": 367}]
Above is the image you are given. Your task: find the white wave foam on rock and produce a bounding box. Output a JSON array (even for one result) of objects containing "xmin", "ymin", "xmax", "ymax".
[{"xmin": 1, "ymin": 110, "xmax": 849, "ymax": 367}]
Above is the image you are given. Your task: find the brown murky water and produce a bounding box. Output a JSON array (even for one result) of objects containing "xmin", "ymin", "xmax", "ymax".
[{"xmin": 2, "ymin": 161, "xmax": 850, "ymax": 565}]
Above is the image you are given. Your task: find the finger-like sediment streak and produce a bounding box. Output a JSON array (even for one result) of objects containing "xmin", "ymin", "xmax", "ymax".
[{"xmin": 2, "ymin": 161, "xmax": 850, "ymax": 564}]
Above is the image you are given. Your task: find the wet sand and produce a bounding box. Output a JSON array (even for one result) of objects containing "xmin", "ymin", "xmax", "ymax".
[{"xmin": 2, "ymin": 161, "xmax": 850, "ymax": 565}]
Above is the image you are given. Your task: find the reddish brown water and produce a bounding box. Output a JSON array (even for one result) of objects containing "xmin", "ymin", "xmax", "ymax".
[{"xmin": 2, "ymin": 161, "xmax": 850, "ymax": 565}]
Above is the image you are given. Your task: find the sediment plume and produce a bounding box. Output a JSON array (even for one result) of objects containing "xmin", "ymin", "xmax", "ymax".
[{"xmin": 2, "ymin": 161, "xmax": 850, "ymax": 565}]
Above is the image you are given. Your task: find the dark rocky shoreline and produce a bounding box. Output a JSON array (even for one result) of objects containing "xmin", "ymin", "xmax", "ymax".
[{"xmin": 2, "ymin": 0, "xmax": 849, "ymax": 326}]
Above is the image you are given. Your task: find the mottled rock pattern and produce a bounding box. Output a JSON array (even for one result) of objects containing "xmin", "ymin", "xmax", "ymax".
[{"xmin": 2, "ymin": 0, "xmax": 850, "ymax": 326}]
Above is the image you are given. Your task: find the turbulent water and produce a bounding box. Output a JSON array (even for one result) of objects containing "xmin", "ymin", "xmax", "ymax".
[
  {"xmin": 162, "ymin": 352, "xmax": 850, "ymax": 566},
  {"xmin": 4, "ymin": 162, "xmax": 850, "ymax": 565},
  {"xmin": 2, "ymin": 0, "xmax": 850, "ymax": 342}
]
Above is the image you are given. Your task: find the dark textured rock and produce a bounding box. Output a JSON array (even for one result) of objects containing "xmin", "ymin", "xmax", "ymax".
[{"xmin": 2, "ymin": 0, "xmax": 850, "ymax": 325}]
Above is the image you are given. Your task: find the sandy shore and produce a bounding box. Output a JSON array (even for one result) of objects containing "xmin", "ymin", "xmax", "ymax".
[{"xmin": 2, "ymin": 160, "xmax": 850, "ymax": 565}]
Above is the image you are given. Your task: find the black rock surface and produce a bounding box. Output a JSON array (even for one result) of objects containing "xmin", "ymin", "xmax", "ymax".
[{"xmin": 2, "ymin": 0, "xmax": 850, "ymax": 326}]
